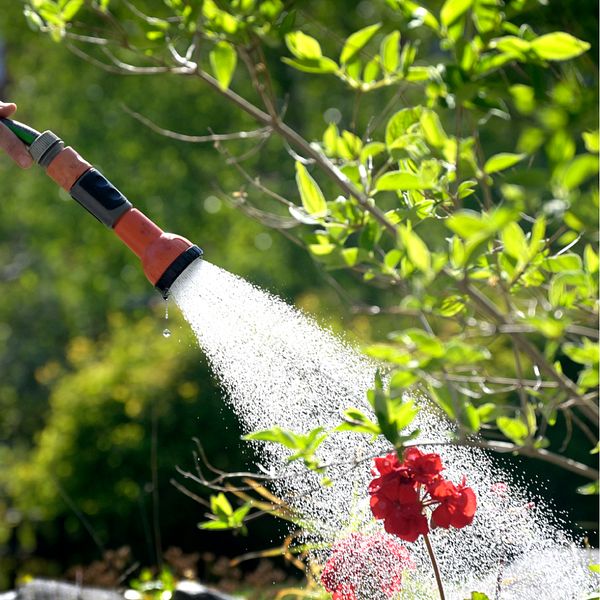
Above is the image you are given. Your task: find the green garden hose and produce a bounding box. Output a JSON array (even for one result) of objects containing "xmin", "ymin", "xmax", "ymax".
[{"xmin": 0, "ymin": 117, "xmax": 40, "ymax": 147}]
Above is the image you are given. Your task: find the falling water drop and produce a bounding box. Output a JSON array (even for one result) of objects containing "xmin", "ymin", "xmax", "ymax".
[{"xmin": 162, "ymin": 297, "xmax": 171, "ymax": 338}]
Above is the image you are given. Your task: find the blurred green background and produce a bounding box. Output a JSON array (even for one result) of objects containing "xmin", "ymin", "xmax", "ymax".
[{"xmin": 0, "ymin": 0, "xmax": 597, "ymax": 591}]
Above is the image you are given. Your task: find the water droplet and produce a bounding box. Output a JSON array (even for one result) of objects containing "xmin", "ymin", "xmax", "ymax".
[
  {"xmin": 163, "ymin": 328, "xmax": 171, "ymax": 338},
  {"xmin": 164, "ymin": 297, "xmax": 170, "ymax": 320}
]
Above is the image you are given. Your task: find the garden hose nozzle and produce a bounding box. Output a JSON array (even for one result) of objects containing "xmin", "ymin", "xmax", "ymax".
[{"xmin": 0, "ymin": 116, "xmax": 202, "ymax": 298}]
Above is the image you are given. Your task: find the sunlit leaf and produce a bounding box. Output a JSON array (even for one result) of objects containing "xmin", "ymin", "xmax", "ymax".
[
  {"xmin": 211, "ymin": 492, "xmax": 233, "ymax": 518},
  {"xmin": 209, "ymin": 41, "xmax": 237, "ymax": 89},
  {"xmin": 583, "ymin": 130, "xmax": 599, "ymax": 153},
  {"xmin": 531, "ymin": 32, "xmax": 590, "ymax": 61},
  {"xmin": 557, "ymin": 155, "xmax": 599, "ymax": 190},
  {"xmin": 497, "ymin": 416, "xmax": 529, "ymax": 445},
  {"xmin": 440, "ymin": 0, "xmax": 473, "ymax": 27},
  {"xmin": 61, "ymin": 0, "xmax": 84, "ymax": 21},
  {"xmin": 399, "ymin": 225, "xmax": 432, "ymax": 273},
  {"xmin": 282, "ymin": 56, "xmax": 338, "ymax": 74},
  {"xmin": 420, "ymin": 109, "xmax": 447, "ymax": 147},
  {"xmin": 542, "ymin": 253, "xmax": 582, "ymax": 273},
  {"xmin": 577, "ymin": 481, "xmax": 599, "ymax": 496},
  {"xmin": 285, "ymin": 30, "xmax": 322, "ymax": 60},
  {"xmin": 380, "ymin": 31, "xmax": 400, "ymax": 72},
  {"xmin": 562, "ymin": 340, "xmax": 599, "ymax": 365},
  {"xmin": 295, "ymin": 162, "xmax": 327, "ymax": 217},
  {"xmin": 385, "ymin": 107, "xmax": 423, "ymax": 146},
  {"xmin": 484, "ymin": 152, "xmax": 525, "ymax": 174},
  {"xmin": 501, "ymin": 222, "xmax": 528, "ymax": 260},
  {"xmin": 376, "ymin": 171, "xmax": 430, "ymax": 191},
  {"xmin": 340, "ymin": 23, "xmax": 381, "ymax": 64}
]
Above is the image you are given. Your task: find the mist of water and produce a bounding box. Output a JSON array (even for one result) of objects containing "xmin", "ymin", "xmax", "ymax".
[{"xmin": 171, "ymin": 259, "xmax": 597, "ymax": 599}]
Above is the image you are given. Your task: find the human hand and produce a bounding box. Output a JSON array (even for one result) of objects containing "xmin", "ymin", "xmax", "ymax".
[{"xmin": 0, "ymin": 102, "xmax": 34, "ymax": 168}]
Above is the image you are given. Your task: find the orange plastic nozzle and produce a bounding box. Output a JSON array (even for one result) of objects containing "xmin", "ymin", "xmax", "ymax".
[{"xmin": 114, "ymin": 209, "xmax": 201, "ymax": 295}]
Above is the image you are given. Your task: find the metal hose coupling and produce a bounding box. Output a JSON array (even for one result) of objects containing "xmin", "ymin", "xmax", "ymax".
[{"xmin": 1, "ymin": 117, "xmax": 202, "ymax": 297}]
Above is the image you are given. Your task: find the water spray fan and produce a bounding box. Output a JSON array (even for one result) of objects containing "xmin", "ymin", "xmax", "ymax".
[{"xmin": 0, "ymin": 116, "xmax": 202, "ymax": 297}]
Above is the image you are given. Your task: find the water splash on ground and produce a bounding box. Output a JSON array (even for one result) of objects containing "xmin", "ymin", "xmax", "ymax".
[{"xmin": 172, "ymin": 260, "xmax": 597, "ymax": 599}]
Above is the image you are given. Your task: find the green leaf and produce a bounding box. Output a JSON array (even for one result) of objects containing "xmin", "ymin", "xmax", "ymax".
[
  {"xmin": 497, "ymin": 416, "xmax": 529, "ymax": 445},
  {"xmin": 61, "ymin": 0, "xmax": 84, "ymax": 20},
  {"xmin": 531, "ymin": 32, "xmax": 590, "ymax": 61},
  {"xmin": 562, "ymin": 340, "xmax": 599, "ymax": 365},
  {"xmin": 385, "ymin": 107, "xmax": 423, "ymax": 147},
  {"xmin": 340, "ymin": 23, "xmax": 381, "ymax": 64},
  {"xmin": 209, "ymin": 41, "xmax": 237, "ymax": 89},
  {"xmin": 484, "ymin": 152, "xmax": 526, "ymax": 174},
  {"xmin": 440, "ymin": 0, "xmax": 473, "ymax": 27},
  {"xmin": 231, "ymin": 503, "xmax": 252, "ymax": 525},
  {"xmin": 542, "ymin": 253, "xmax": 583, "ymax": 273},
  {"xmin": 342, "ymin": 130, "xmax": 363, "ymax": 157},
  {"xmin": 472, "ymin": 0, "xmax": 500, "ymax": 34},
  {"xmin": 384, "ymin": 249, "xmax": 402, "ymax": 269},
  {"xmin": 211, "ymin": 493, "xmax": 233, "ymax": 518},
  {"xmin": 420, "ymin": 110, "xmax": 447, "ymax": 148},
  {"xmin": 557, "ymin": 155, "xmax": 599, "ymax": 190},
  {"xmin": 146, "ymin": 30, "xmax": 165, "ymax": 40},
  {"xmin": 439, "ymin": 295, "xmax": 466, "ymax": 317},
  {"xmin": 363, "ymin": 58, "xmax": 380, "ymax": 83},
  {"xmin": 336, "ymin": 408, "xmax": 380, "ymax": 436},
  {"xmin": 444, "ymin": 340, "xmax": 490, "ymax": 364},
  {"xmin": 399, "ymin": 225, "xmax": 432, "ymax": 274},
  {"xmin": 396, "ymin": 328, "xmax": 444, "ymax": 357},
  {"xmin": 501, "ymin": 222, "xmax": 528, "ymax": 260},
  {"xmin": 360, "ymin": 141, "xmax": 386, "ymax": 162},
  {"xmin": 389, "ymin": 369, "xmax": 418, "ymax": 388},
  {"xmin": 393, "ymin": 1, "xmax": 440, "ymax": 30},
  {"xmin": 285, "ymin": 30, "xmax": 322, "ymax": 60},
  {"xmin": 578, "ymin": 368, "xmax": 599, "ymax": 390},
  {"xmin": 583, "ymin": 130, "xmax": 599, "ymax": 153},
  {"xmin": 295, "ymin": 162, "xmax": 327, "ymax": 218},
  {"xmin": 282, "ymin": 56, "xmax": 338, "ymax": 74},
  {"xmin": 323, "ymin": 123, "xmax": 339, "ymax": 156},
  {"xmin": 446, "ymin": 211, "xmax": 482, "ymax": 238},
  {"xmin": 198, "ymin": 520, "xmax": 233, "ymax": 530},
  {"xmin": 584, "ymin": 244, "xmax": 599, "ymax": 274},
  {"xmin": 589, "ymin": 564, "xmax": 600, "ymax": 573},
  {"xmin": 491, "ymin": 36, "xmax": 531, "ymax": 56},
  {"xmin": 577, "ymin": 481, "xmax": 599, "ymax": 496},
  {"xmin": 461, "ymin": 402, "xmax": 481, "ymax": 433},
  {"xmin": 380, "ymin": 31, "xmax": 400, "ymax": 73},
  {"xmin": 510, "ymin": 84, "xmax": 536, "ymax": 115},
  {"xmin": 467, "ymin": 593, "xmax": 491, "ymax": 600},
  {"xmin": 243, "ymin": 426, "xmax": 297, "ymax": 448},
  {"xmin": 376, "ymin": 171, "xmax": 430, "ymax": 191}
]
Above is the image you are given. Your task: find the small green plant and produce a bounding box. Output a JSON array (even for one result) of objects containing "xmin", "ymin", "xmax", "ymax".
[{"xmin": 129, "ymin": 566, "xmax": 176, "ymax": 600}]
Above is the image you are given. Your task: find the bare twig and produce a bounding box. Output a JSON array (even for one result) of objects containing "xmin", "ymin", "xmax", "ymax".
[{"xmin": 122, "ymin": 104, "xmax": 272, "ymax": 143}]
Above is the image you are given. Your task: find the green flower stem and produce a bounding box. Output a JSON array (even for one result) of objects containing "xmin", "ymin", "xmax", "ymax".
[{"xmin": 424, "ymin": 533, "xmax": 446, "ymax": 600}]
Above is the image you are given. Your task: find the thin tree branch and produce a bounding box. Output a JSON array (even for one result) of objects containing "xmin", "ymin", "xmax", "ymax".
[
  {"xmin": 122, "ymin": 103, "xmax": 272, "ymax": 143},
  {"xmin": 186, "ymin": 68, "xmax": 399, "ymax": 235}
]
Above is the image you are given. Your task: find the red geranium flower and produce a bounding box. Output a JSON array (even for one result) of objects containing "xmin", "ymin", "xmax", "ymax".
[
  {"xmin": 369, "ymin": 447, "xmax": 477, "ymax": 542},
  {"xmin": 402, "ymin": 447, "xmax": 443, "ymax": 485},
  {"xmin": 320, "ymin": 532, "xmax": 413, "ymax": 599},
  {"xmin": 430, "ymin": 476, "xmax": 477, "ymax": 529}
]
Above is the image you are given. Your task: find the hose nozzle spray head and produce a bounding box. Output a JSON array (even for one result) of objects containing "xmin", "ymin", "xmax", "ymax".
[
  {"xmin": 114, "ymin": 209, "xmax": 202, "ymax": 298},
  {"xmin": 1, "ymin": 116, "xmax": 203, "ymax": 297}
]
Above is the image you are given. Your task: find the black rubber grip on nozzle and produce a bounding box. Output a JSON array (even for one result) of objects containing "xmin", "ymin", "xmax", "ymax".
[
  {"xmin": 155, "ymin": 245, "xmax": 203, "ymax": 298},
  {"xmin": 70, "ymin": 169, "xmax": 133, "ymax": 227}
]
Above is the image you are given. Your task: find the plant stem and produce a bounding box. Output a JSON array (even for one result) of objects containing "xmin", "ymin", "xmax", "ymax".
[{"xmin": 424, "ymin": 533, "xmax": 446, "ymax": 600}]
